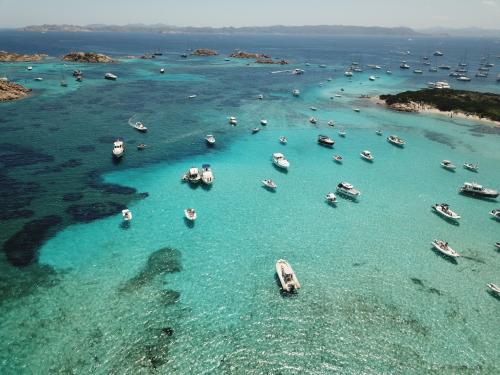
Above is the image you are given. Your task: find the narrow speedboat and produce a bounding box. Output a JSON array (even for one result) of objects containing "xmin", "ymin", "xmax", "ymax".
[
  {"xmin": 184, "ymin": 208, "xmax": 197, "ymax": 221},
  {"xmin": 309, "ymin": 117, "xmax": 317, "ymax": 124},
  {"xmin": 441, "ymin": 160, "xmax": 456, "ymax": 170},
  {"xmin": 182, "ymin": 167, "xmax": 201, "ymax": 183},
  {"xmin": 460, "ymin": 182, "xmax": 498, "ymax": 198},
  {"xmin": 272, "ymin": 153, "xmax": 290, "ymax": 169},
  {"xmin": 487, "ymin": 283, "xmax": 500, "ymax": 295},
  {"xmin": 463, "ymin": 163, "xmax": 478, "ymax": 172},
  {"xmin": 432, "ymin": 203, "xmax": 461, "ymax": 221},
  {"xmin": 133, "ymin": 122, "xmax": 147, "ymax": 132},
  {"xmin": 360, "ymin": 150, "xmax": 374, "ymax": 161},
  {"xmin": 325, "ymin": 192, "xmax": 337, "ymax": 204},
  {"xmin": 104, "ymin": 73, "xmax": 118, "ymax": 80},
  {"xmin": 431, "ymin": 239, "xmax": 460, "ymax": 258},
  {"xmin": 121, "ymin": 209, "xmax": 133, "ymax": 221},
  {"xmin": 252, "ymin": 127, "xmax": 260, "ymax": 134},
  {"xmin": 490, "ymin": 209, "xmax": 500, "ymax": 220},
  {"xmin": 201, "ymin": 164, "xmax": 214, "ymax": 185},
  {"xmin": 333, "ymin": 155, "xmax": 343, "ymax": 163},
  {"xmin": 279, "ymin": 136, "xmax": 287, "ymax": 144},
  {"xmin": 205, "ymin": 134, "xmax": 216, "ymax": 145},
  {"xmin": 376, "ymin": 129, "xmax": 383, "ymax": 136},
  {"xmin": 112, "ymin": 139, "xmax": 124, "ymax": 158},
  {"xmin": 262, "ymin": 179, "xmax": 277, "ymax": 189},
  {"xmin": 336, "ymin": 182, "xmax": 360, "ymax": 198},
  {"xmin": 276, "ymin": 259, "xmax": 300, "ymax": 292},
  {"xmin": 387, "ymin": 135, "xmax": 405, "ymax": 147},
  {"xmin": 260, "ymin": 119, "xmax": 268, "ymax": 126},
  {"xmin": 338, "ymin": 129, "xmax": 346, "ymax": 137},
  {"xmin": 292, "ymin": 89, "xmax": 300, "ymax": 97},
  {"xmin": 317, "ymin": 135, "xmax": 335, "ymax": 147},
  {"xmin": 229, "ymin": 116, "xmax": 237, "ymax": 126}
]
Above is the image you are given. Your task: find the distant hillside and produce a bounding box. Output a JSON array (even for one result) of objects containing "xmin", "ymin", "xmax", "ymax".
[
  {"xmin": 20, "ymin": 24, "xmax": 420, "ymax": 36},
  {"xmin": 417, "ymin": 27, "xmax": 500, "ymax": 37}
]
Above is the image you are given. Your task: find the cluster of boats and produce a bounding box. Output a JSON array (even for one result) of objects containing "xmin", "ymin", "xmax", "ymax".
[
  {"xmin": 441, "ymin": 160, "xmax": 479, "ymax": 172},
  {"xmin": 182, "ymin": 164, "xmax": 214, "ymax": 185}
]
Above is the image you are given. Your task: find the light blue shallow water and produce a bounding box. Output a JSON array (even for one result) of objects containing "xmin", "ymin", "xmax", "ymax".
[{"xmin": 1, "ymin": 32, "xmax": 500, "ymax": 374}]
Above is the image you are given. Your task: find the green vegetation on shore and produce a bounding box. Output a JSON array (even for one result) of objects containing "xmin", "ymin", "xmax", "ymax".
[{"xmin": 380, "ymin": 89, "xmax": 500, "ymax": 122}]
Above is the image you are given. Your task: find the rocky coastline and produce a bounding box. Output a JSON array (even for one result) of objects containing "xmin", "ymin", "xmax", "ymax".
[
  {"xmin": 0, "ymin": 81, "xmax": 32, "ymax": 102},
  {"xmin": 62, "ymin": 52, "xmax": 114, "ymax": 63},
  {"xmin": 191, "ymin": 49, "xmax": 218, "ymax": 56},
  {"xmin": 0, "ymin": 51, "xmax": 45, "ymax": 62}
]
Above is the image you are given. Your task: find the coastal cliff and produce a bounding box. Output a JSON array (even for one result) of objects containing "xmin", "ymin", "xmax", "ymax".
[
  {"xmin": 0, "ymin": 81, "xmax": 32, "ymax": 101},
  {"xmin": 62, "ymin": 52, "xmax": 114, "ymax": 63},
  {"xmin": 191, "ymin": 49, "xmax": 218, "ymax": 56},
  {"xmin": 0, "ymin": 51, "xmax": 45, "ymax": 62}
]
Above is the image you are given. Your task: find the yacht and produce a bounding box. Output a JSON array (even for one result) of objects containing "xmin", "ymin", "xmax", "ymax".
[
  {"xmin": 459, "ymin": 182, "xmax": 499, "ymax": 198},
  {"xmin": 292, "ymin": 89, "xmax": 300, "ymax": 97},
  {"xmin": 317, "ymin": 135, "xmax": 335, "ymax": 147},
  {"xmin": 360, "ymin": 150, "xmax": 373, "ymax": 161},
  {"xmin": 229, "ymin": 116, "xmax": 238, "ymax": 126},
  {"xmin": 432, "ymin": 203, "xmax": 461, "ymax": 221},
  {"xmin": 257, "ymin": 94, "xmax": 264, "ymax": 100},
  {"xmin": 272, "ymin": 153, "xmax": 290, "ymax": 169},
  {"xmin": 205, "ymin": 134, "xmax": 216, "ymax": 145},
  {"xmin": 463, "ymin": 163, "xmax": 478, "ymax": 172},
  {"xmin": 369, "ymin": 75, "xmax": 376, "ymax": 81},
  {"xmin": 400, "ymin": 63, "xmax": 410, "ymax": 69},
  {"xmin": 376, "ymin": 129, "xmax": 383, "ymax": 136},
  {"xmin": 433, "ymin": 51, "xmax": 444, "ymax": 56},
  {"xmin": 441, "ymin": 160, "xmax": 456, "ymax": 170},
  {"xmin": 309, "ymin": 117, "xmax": 317, "ymax": 124},
  {"xmin": 336, "ymin": 182, "xmax": 360, "ymax": 198},
  {"xmin": 160, "ymin": 68, "xmax": 165, "ymax": 74},
  {"xmin": 182, "ymin": 167, "xmax": 201, "ymax": 183},
  {"xmin": 133, "ymin": 121, "xmax": 147, "ymax": 132},
  {"xmin": 325, "ymin": 193, "xmax": 337, "ymax": 204},
  {"xmin": 262, "ymin": 179, "xmax": 277, "ymax": 189},
  {"xmin": 431, "ymin": 239, "xmax": 460, "ymax": 258},
  {"xmin": 490, "ymin": 209, "xmax": 500, "ymax": 220},
  {"xmin": 201, "ymin": 164, "xmax": 214, "ymax": 185},
  {"xmin": 276, "ymin": 259, "xmax": 301, "ymax": 292},
  {"xmin": 112, "ymin": 139, "xmax": 124, "ymax": 158},
  {"xmin": 387, "ymin": 134, "xmax": 406, "ymax": 147},
  {"xmin": 487, "ymin": 283, "xmax": 500, "ymax": 295},
  {"xmin": 184, "ymin": 208, "xmax": 197, "ymax": 221},
  {"xmin": 104, "ymin": 73, "xmax": 118, "ymax": 80},
  {"xmin": 333, "ymin": 155, "xmax": 343, "ymax": 163},
  {"xmin": 121, "ymin": 209, "xmax": 133, "ymax": 221},
  {"xmin": 279, "ymin": 136, "xmax": 288, "ymax": 144},
  {"xmin": 252, "ymin": 127, "xmax": 260, "ymax": 134},
  {"xmin": 260, "ymin": 119, "xmax": 268, "ymax": 126}
]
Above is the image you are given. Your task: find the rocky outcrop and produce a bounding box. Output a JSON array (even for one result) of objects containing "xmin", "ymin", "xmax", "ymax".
[
  {"xmin": 0, "ymin": 81, "xmax": 32, "ymax": 101},
  {"xmin": 386, "ymin": 102, "xmax": 419, "ymax": 113},
  {"xmin": 255, "ymin": 58, "xmax": 289, "ymax": 65},
  {"xmin": 0, "ymin": 51, "xmax": 45, "ymax": 62},
  {"xmin": 229, "ymin": 51, "xmax": 269, "ymax": 59},
  {"xmin": 62, "ymin": 52, "xmax": 114, "ymax": 63},
  {"xmin": 191, "ymin": 49, "xmax": 218, "ymax": 56}
]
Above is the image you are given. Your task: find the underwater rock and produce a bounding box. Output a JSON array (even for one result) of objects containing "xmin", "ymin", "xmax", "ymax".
[
  {"xmin": 0, "ymin": 209, "xmax": 34, "ymax": 220},
  {"xmin": 161, "ymin": 327, "xmax": 174, "ymax": 336},
  {"xmin": 0, "ymin": 143, "xmax": 54, "ymax": 168},
  {"xmin": 0, "ymin": 172, "xmax": 42, "ymax": 218},
  {"xmin": 59, "ymin": 159, "xmax": 82, "ymax": 168},
  {"xmin": 66, "ymin": 202, "xmax": 126, "ymax": 222},
  {"xmin": 76, "ymin": 145, "xmax": 96, "ymax": 152}
]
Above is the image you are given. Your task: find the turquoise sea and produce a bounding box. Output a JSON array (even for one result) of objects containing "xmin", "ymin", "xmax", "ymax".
[{"xmin": 1, "ymin": 32, "xmax": 500, "ymax": 374}]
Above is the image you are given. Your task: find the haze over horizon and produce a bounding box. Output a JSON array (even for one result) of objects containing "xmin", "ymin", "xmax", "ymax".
[{"xmin": 0, "ymin": 0, "xmax": 499, "ymax": 29}]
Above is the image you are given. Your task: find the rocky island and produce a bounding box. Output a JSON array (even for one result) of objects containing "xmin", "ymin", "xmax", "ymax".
[
  {"xmin": 191, "ymin": 49, "xmax": 218, "ymax": 56},
  {"xmin": 0, "ymin": 81, "xmax": 32, "ymax": 102},
  {"xmin": 229, "ymin": 51, "xmax": 269, "ymax": 59},
  {"xmin": 379, "ymin": 89, "xmax": 500, "ymax": 124},
  {"xmin": 62, "ymin": 52, "xmax": 114, "ymax": 63},
  {"xmin": 256, "ymin": 58, "xmax": 288, "ymax": 65},
  {"xmin": 0, "ymin": 51, "xmax": 45, "ymax": 62}
]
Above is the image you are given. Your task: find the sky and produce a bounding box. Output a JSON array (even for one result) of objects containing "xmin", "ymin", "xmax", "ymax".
[{"xmin": 0, "ymin": 0, "xmax": 499, "ymax": 29}]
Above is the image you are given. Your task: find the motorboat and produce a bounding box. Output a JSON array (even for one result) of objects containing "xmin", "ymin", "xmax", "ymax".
[
  {"xmin": 133, "ymin": 121, "xmax": 147, "ymax": 132},
  {"xmin": 325, "ymin": 193, "xmax": 337, "ymax": 204},
  {"xmin": 34, "ymin": 77, "xmax": 43, "ymax": 81},
  {"xmin": 360, "ymin": 150, "xmax": 374, "ymax": 161},
  {"xmin": 229, "ymin": 116, "xmax": 237, "ymax": 126},
  {"xmin": 310, "ymin": 106, "xmax": 318, "ymax": 111},
  {"xmin": 104, "ymin": 73, "xmax": 118, "ymax": 80},
  {"xmin": 495, "ymin": 242, "xmax": 500, "ymax": 249},
  {"xmin": 121, "ymin": 209, "xmax": 133, "ymax": 221},
  {"xmin": 463, "ymin": 163, "xmax": 478, "ymax": 172},
  {"xmin": 317, "ymin": 135, "xmax": 335, "ymax": 147},
  {"xmin": 257, "ymin": 94, "xmax": 264, "ymax": 100},
  {"xmin": 334, "ymin": 94, "xmax": 342, "ymax": 98},
  {"xmin": 369, "ymin": 75, "xmax": 376, "ymax": 81},
  {"xmin": 72, "ymin": 69, "xmax": 82, "ymax": 77},
  {"xmin": 76, "ymin": 75, "xmax": 83, "ymax": 82},
  {"xmin": 432, "ymin": 203, "xmax": 461, "ymax": 221},
  {"xmin": 292, "ymin": 89, "xmax": 300, "ymax": 97},
  {"xmin": 438, "ymin": 65, "xmax": 451, "ymax": 70},
  {"xmin": 205, "ymin": 134, "xmax": 216, "ymax": 145},
  {"xmin": 429, "ymin": 67, "xmax": 438, "ymax": 72},
  {"xmin": 262, "ymin": 179, "xmax": 277, "ymax": 189},
  {"xmin": 160, "ymin": 68, "xmax": 165, "ymax": 74},
  {"xmin": 457, "ymin": 76, "xmax": 471, "ymax": 82},
  {"xmin": 487, "ymin": 283, "xmax": 500, "ymax": 295},
  {"xmin": 201, "ymin": 164, "xmax": 214, "ymax": 185},
  {"xmin": 252, "ymin": 127, "xmax": 260, "ymax": 134},
  {"xmin": 337, "ymin": 182, "xmax": 360, "ymax": 198},
  {"xmin": 188, "ymin": 94, "xmax": 197, "ymax": 99},
  {"xmin": 431, "ymin": 239, "xmax": 460, "ymax": 258},
  {"xmin": 184, "ymin": 208, "xmax": 197, "ymax": 221},
  {"xmin": 333, "ymin": 155, "xmax": 343, "ymax": 163},
  {"xmin": 309, "ymin": 117, "xmax": 317, "ymax": 124},
  {"xmin": 460, "ymin": 182, "xmax": 498, "ymax": 198},
  {"xmin": 376, "ymin": 129, "xmax": 383, "ymax": 136},
  {"xmin": 338, "ymin": 129, "xmax": 346, "ymax": 137},
  {"xmin": 400, "ymin": 63, "xmax": 410, "ymax": 69},
  {"xmin": 490, "ymin": 209, "xmax": 500, "ymax": 220},
  {"xmin": 327, "ymin": 120, "xmax": 335, "ymax": 127},
  {"xmin": 441, "ymin": 160, "xmax": 456, "ymax": 170},
  {"xmin": 386, "ymin": 70, "xmax": 392, "ymax": 74},
  {"xmin": 344, "ymin": 71, "xmax": 353, "ymax": 77},
  {"xmin": 27, "ymin": 66, "xmax": 33, "ymax": 71},
  {"xmin": 279, "ymin": 136, "xmax": 288, "ymax": 144},
  {"xmin": 112, "ymin": 139, "xmax": 124, "ymax": 158},
  {"xmin": 137, "ymin": 143, "xmax": 146, "ymax": 150},
  {"xmin": 292, "ymin": 69, "xmax": 304, "ymax": 75},
  {"xmin": 272, "ymin": 153, "xmax": 290, "ymax": 169},
  {"xmin": 413, "ymin": 69, "xmax": 423, "ymax": 74},
  {"xmin": 387, "ymin": 134, "xmax": 405, "ymax": 147},
  {"xmin": 276, "ymin": 259, "xmax": 300, "ymax": 292},
  {"xmin": 260, "ymin": 119, "xmax": 268, "ymax": 126},
  {"xmin": 433, "ymin": 51, "xmax": 444, "ymax": 56},
  {"xmin": 428, "ymin": 81, "xmax": 450, "ymax": 89},
  {"xmin": 353, "ymin": 108, "xmax": 360, "ymax": 113},
  {"xmin": 182, "ymin": 167, "xmax": 201, "ymax": 183}
]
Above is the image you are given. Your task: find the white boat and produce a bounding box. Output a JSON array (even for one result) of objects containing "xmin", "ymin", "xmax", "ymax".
[
  {"xmin": 121, "ymin": 209, "xmax": 133, "ymax": 221},
  {"xmin": 400, "ymin": 63, "xmax": 410, "ymax": 69},
  {"xmin": 279, "ymin": 136, "xmax": 288, "ymax": 144},
  {"xmin": 182, "ymin": 167, "xmax": 201, "ymax": 183},
  {"xmin": 338, "ymin": 129, "xmax": 346, "ymax": 137},
  {"xmin": 457, "ymin": 76, "xmax": 471, "ymax": 82},
  {"xmin": 353, "ymin": 108, "xmax": 360, "ymax": 113},
  {"xmin": 386, "ymin": 70, "xmax": 392, "ymax": 74},
  {"xmin": 336, "ymin": 182, "xmax": 360, "ymax": 198},
  {"xmin": 432, "ymin": 203, "xmax": 461, "ymax": 221},
  {"xmin": 463, "ymin": 163, "xmax": 478, "ymax": 172},
  {"xmin": 104, "ymin": 73, "xmax": 117, "ymax": 80},
  {"xmin": 460, "ymin": 182, "xmax": 498, "ymax": 198},
  {"xmin": 333, "ymin": 155, "xmax": 343, "ymax": 163},
  {"xmin": 387, "ymin": 135, "xmax": 405, "ymax": 147},
  {"xmin": 325, "ymin": 192, "xmax": 337, "ymax": 204},
  {"xmin": 369, "ymin": 75, "xmax": 376, "ymax": 81},
  {"xmin": 413, "ymin": 69, "xmax": 423, "ymax": 74},
  {"xmin": 112, "ymin": 139, "xmax": 124, "ymax": 158},
  {"xmin": 160, "ymin": 68, "xmax": 165, "ymax": 74},
  {"xmin": 260, "ymin": 119, "xmax": 268, "ymax": 126},
  {"xmin": 360, "ymin": 150, "xmax": 374, "ymax": 161},
  {"xmin": 137, "ymin": 143, "xmax": 146, "ymax": 150},
  {"xmin": 27, "ymin": 66, "xmax": 33, "ymax": 71},
  {"xmin": 201, "ymin": 164, "xmax": 214, "ymax": 185},
  {"xmin": 292, "ymin": 89, "xmax": 300, "ymax": 97},
  {"xmin": 487, "ymin": 283, "xmax": 500, "ymax": 295},
  {"xmin": 292, "ymin": 69, "xmax": 304, "ymax": 75},
  {"xmin": 133, "ymin": 121, "xmax": 147, "ymax": 132},
  {"xmin": 229, "ymin": 116, "xmax": 237, "ymax": 126},
  {"xmin": 257, "ymin": 94, "xmax": 264, "ymax": 100},
  {"xmin": 327, "ymin": 120, "xmax": 335, "ymax": 127},
  {"xmin": 252, "ymin": 127, "xmax": 260, "ymax": 134},
  {"xmin": 317, "ymin": 135, "xmax": 335, "ymax": 147},
  {"xmin": 272, "ymin": 153, "xmax": 290, "ymax": 169},
  {"xmin": 441, "ymin": 160, "xmax": 456, "ymax": 170},
  {"xmin": 184, "ymin": 208, "xmax": 197, "ymax": 221},
  {"xmin": 431, "ymin": 239, "xmax": 460, "ymax": 258},
  {"xmin": 434, "ymin": 51, "xmax": 444, "ymax": 56},
  {"xmin": 276, "ymin": 259, "xmax": 300, "ymax": 292},
  {"xmin": 495, "ymin": 242, "xmax": 500, "ymax": 249},
  {"xmin": 310, "ymin": 106, "xmax": 317, "ymax": 111},
  {"xmin": 334, "ymin": 94, "xmax": 342, "ymax": 98},
  {"xmin": 205, "ymin": 134, "xmax": 216, "ymax": 145},
  {"xmin": 309, "ymin": 117, "xmax": 317, "ymax": 124},
  {"xmin": 490, "ymin": 209, "xmax": 500, "ymax": 220},
  {"xmin": 376, "ymin": 129, "xmax": 383, "ymax": 136},
  {"xmin": 188, "ymin": 94, "xmax": 197, "ymax": 99},
  {"xmin": 344, "ymin": 71, "xmax": 353, "ymax": 77},
  {"xmin": 262, "ymin": 179, "xmax": 277, "ymax": 189}
]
